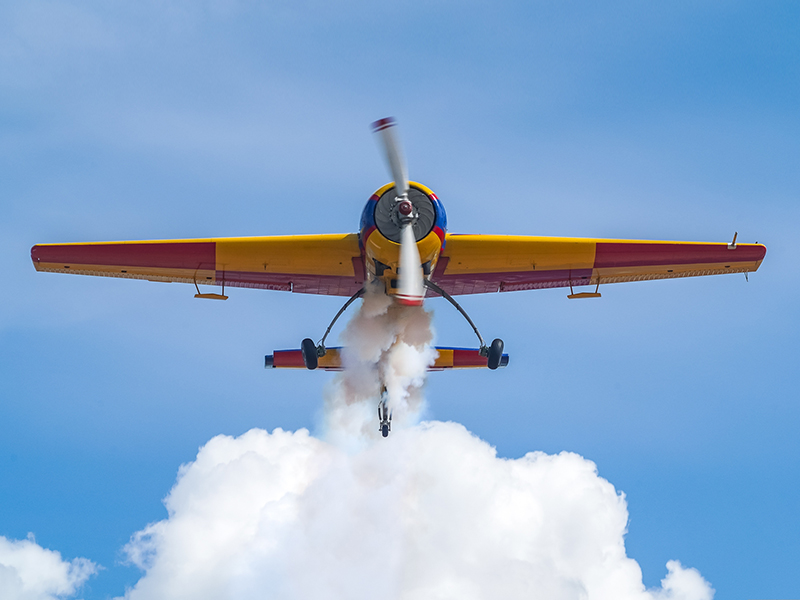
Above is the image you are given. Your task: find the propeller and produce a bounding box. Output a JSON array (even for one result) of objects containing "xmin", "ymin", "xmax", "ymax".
[
  {"xmin": 372, "ymin": 117, "xmax": 424, "ymax": 306},
  {"xmin": 372, "ymin": 117, "xmax": 408, "ymax": 197},
  {"xmin": 397, "ymin": 219, "xmax": 424, "ymax": 306}
]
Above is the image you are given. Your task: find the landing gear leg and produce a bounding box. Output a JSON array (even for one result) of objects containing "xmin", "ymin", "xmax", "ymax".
[
  {"xmin": 378, "ymin": 387, "xmax": 392, "ymax": 438},
  {"xmin": 423, "ymin": 280, "xmax": 504, "ymax": 369},
  {"xmin": 300, "ymin": 287, "xmax": 364, "ymax": 370}
]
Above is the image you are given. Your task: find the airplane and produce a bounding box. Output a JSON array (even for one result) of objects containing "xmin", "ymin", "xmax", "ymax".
[{"xmin": 31, "ymin": 118, "xmax": 766, "ymax": 436}]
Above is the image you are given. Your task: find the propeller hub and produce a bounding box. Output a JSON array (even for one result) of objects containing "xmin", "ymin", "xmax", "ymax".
[{"xmin": 398, "ymin": 199, "xmax": 413, "ymax": 216}]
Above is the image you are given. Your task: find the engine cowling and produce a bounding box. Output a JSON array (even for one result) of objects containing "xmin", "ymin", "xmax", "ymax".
[{"xmin": 359, "ymin": 182, "xmax": 447, "ymax": 297}]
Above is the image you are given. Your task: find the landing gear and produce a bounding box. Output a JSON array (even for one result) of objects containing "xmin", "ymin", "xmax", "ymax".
[
  {"xmin": 487, "ymin": 338, "xmax": 504, "ymax": 370},
  {"xmin": 378, "ymin": 392, "xmax": 392, "ymax": 438},
  {"xmin": 301, "ymin": 288, "xmax": 365, "ymax": 370},
  {"xmin": 301, "ymin": 338, "xmax": 318, "ymax": 370},
  {"xmin": 423, "ymin": 280, "xmax": 504, "ymax": 369}
]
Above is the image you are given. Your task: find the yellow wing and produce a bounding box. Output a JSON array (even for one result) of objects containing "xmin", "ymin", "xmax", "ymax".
[
  {"xmin": 433, "ymin": 234, "xmax": 766, "ymax": 295},
  {"xmin": 31, "ymin": 234, "xmax": 365, "ymax": 296}
]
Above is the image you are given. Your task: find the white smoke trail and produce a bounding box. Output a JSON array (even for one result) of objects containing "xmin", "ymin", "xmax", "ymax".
[{"xmin": 321, "ymin": 283, "xmax": 438, "ymax": 446}]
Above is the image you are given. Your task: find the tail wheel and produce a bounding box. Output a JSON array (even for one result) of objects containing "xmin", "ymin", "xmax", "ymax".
[
  {"xmin": 301, "ymin": 338, "xmax": 318, "ymax": 370},
  {"xmin": 487, "ymin": 338, "xmax": 504, "ymax": 370},
  {"xmin": 381, "ymin": 424, "xmax": 390, "ymax": 438}
]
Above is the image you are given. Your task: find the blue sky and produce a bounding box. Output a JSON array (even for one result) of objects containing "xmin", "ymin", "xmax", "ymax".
[{"xmin": 1, "ymin": 1, "xmax": 798, "ymax": 598}]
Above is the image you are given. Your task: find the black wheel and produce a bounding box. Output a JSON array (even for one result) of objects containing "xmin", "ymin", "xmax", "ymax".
[
  {"xmin": 381, "ymin": 424, "xmax": 389, "ymax": 438},
  {"xmin": 301, "ymin": 338, "xmax": 318, "ymax": 370},
  {"xmin": 487, "ymin": 338, "xmax": 504, "ymax": 370}
]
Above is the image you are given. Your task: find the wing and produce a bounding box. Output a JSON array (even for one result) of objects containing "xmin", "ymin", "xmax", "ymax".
[
  {"xmin": 265, "ymin": 346, "xmax": 509, "ymax": 370},
  {"xmin": 31, "ymin": 234, "xmax": 366, "ymax": 296},
  {"xmin": 433, "ymin": 234, "xmax": 767, "ymax": 295}
]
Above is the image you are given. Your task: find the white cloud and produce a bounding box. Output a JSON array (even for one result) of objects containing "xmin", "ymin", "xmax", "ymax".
[
  {"xmin": 117, "ymin": 292, "xmax": 714, "ymax": 600},
  {"xmin": 653, "ymin": 560, "xmax": 714, "ymax": 600},
  {"xmin": 118, "ymin": 423, "xmax": 713, "ymax": 600},
  {"xmin": 0, "ymin": 534, "xmax": 97, "ymax": 600}
]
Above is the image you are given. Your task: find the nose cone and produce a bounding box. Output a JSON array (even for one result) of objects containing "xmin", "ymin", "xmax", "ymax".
[
  {"xmin": 398, "ymin": 199, "xmax": 413, "ymax": 216},
  {"xmin": 395, "ymin": 295, "xmax": 424, "ymax": 307}
]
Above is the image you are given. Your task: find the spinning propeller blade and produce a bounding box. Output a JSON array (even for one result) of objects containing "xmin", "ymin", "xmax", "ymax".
[
  {"xmin": 371, "ymin": 117, "xmax": 408, "ymax": 197},
  {"xmin": 372, "ymin": 117, "xmax": 424, "ymax": 306},
  {"xmin": 397, "ymin": 223, "xmax": 424, "ymax": 306}
]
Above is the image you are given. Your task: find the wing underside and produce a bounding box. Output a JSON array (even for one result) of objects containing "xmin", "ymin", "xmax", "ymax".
[
  {"xmin": 32, "ymin": 233, "xmax": 767, "ymax": 298},
  {"xmin": 31, "ymin": 234, "xmax": 366, "ymax": 296},
  {"xmin": 432, "ymin": 234, "xmax": 767, "ymax": 295}
]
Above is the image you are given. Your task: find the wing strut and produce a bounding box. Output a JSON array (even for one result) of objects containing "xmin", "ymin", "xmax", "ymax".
[
  {"xmin": 424, "ymin": 280, "xmax": 486, "ymax": 354},
  {"xmin": 424, "ymin": 280, "xmax": 505, "ymax": 369},
  {"xmin": 316, "ymin": 287, "xmax": 365, "ymax": 356}
]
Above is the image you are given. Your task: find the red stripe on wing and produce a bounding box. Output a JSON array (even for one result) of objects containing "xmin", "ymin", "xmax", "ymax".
[
  {"xmin": 451, "ymin": 348, "xmax": 489, "ymax": 368},
  {"xmin": 272, "ymin": 350, "xmax": 306, "ymax": 368},
  {"xmin": 31, "ymin": 242, "xmax": 216, "ymax": 269},
  {"xmin": 594, "ymin": 242, "xmax": 766, "ymax": 268}
]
